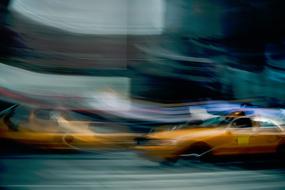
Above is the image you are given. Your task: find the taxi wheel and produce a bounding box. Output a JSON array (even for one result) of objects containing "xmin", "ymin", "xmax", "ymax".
[
  {"xmin": 159, "ymin": 157, "xmax": 177, "ymax": 166},
  {"xmin": 277, "ymin": 144, "xmax": 285, "ymax": 159},
  {"xmin": 181, "ymin": 142, "xmax": 212, "ymax": 161}
]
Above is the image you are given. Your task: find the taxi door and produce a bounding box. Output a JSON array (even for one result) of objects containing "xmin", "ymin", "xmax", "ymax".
[
  {"xmin": 247, "ymin": 118, "xmax": 283, "ymax": 154},
  {"xmin": 214, "ymin": 117, "xmax": 256, "ymax": 155}
]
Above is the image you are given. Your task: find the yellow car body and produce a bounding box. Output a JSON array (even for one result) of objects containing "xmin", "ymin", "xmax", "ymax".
[
  {"xmin": 136, "ymin": 115, "xmax": 285, "ymax": 162},
  {"xmin": 0, "ymin": 105, "xmax": 139, "ymax": 151}
]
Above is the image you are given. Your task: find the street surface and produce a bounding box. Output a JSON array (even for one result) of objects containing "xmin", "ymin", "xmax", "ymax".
[{"xmin": 1, "ymin": 151, "xmax": 285, "ymax": 190}]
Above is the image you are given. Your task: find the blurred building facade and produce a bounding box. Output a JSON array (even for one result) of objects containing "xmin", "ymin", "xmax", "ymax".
[
  {"xmin": 1, "ymin": 0, "xmax": 285, "ymax": 106},
  {"xmin": 132, "ymin": 0, "xmax": 285, "ymax": 105}
]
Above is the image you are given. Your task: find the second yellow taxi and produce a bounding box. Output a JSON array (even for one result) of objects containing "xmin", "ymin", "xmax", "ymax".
[
  {"xmin": 0, "ymin": 105, "xmax": 140, "ymax": 151},
  {"xmin": 136, "ymin": 112, "xmax": 285, "ymax": 163}
]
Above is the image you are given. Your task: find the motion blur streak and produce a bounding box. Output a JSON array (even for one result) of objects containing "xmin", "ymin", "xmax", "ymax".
[
  {"xmin": 0, "ymin": 63, "xmax": 130, "ymax": 110},
  {"xmin": 11, "ymin": 0, "xmax": 164, "ymax": 35},
  {"xmin": 2, "ymin": 0, "xmax": 285, "ymax": 190}
]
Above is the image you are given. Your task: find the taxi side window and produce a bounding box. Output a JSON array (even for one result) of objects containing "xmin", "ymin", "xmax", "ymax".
[
  {"xmin": 231, "ymin": 118, "xmax": 253, "ymax": 128},
  {"xmin": 258, "ymin": 121, "xmax": 278, "ymax": 129},
  {"xmin": 259, "ymin": 121, "xmax": 277, "ymax": 128}
]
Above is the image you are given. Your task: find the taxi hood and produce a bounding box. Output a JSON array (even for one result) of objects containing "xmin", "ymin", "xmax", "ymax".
[{"xmin": 147, "ymin": 126, "xmax": 225, "ymax": 140}]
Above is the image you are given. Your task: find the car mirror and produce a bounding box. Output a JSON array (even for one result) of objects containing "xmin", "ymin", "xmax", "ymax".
[{"xmin": 225, "ymin": 128, "xmax": 232, "ymax": 135}]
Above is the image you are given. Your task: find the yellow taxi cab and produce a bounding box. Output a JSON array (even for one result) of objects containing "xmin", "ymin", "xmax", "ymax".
[
  {"xmin": 0, "ymin": 105, "xmax": 140, "ymax": 151},
  {"xmin": 135, "ymin": 112, "xmax": 285, "ymax": 163}
]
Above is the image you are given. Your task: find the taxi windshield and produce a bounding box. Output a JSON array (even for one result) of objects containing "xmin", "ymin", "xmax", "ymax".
[
  {"xmin": 200, "ymin": 116, "xmax": 230, "ymax": 127},
  {"xmin": 4, "ymin": 106, "xmax": 32, "ymax": 130}
]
